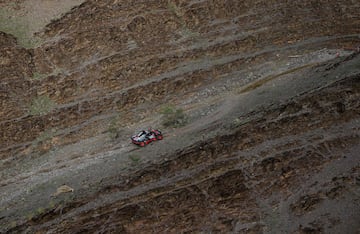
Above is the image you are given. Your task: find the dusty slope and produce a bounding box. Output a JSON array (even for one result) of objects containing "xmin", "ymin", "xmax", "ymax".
[
  {"xmin": 3, "ymin": 52, "xmax": 360, "ymax": 233},
  {"xmin": 0, "ymin": 0, "xmax": 360, "ymax": 233}
]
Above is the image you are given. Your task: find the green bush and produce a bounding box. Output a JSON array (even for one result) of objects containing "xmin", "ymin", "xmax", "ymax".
[
  {"xmin": 129, "ymin": 154, "xmax": 140, "ymax": 164},
  {"xmin": 107, "ymin": 113, "xmax": 124, "ymax": 139},
  {"xmin": 32, "ymin": 128, "xmax": 56, "ymax": 148},
  {"xmin": 160, "ymin": 105, "xmax": 188, "ymax": 128},
  {"xmin": 32, "ymin": 72, "xmax": 47, "ymax": 80},
  {"xmin": 29, "ymin": 95, "xmax": 56, "ymax": 116},
  {"xmin": 167, "ymin": 1, "xmax": 182, "ymax": 18}
]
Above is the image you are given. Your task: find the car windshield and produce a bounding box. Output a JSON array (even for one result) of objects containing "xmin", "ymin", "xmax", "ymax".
[{"xmin": 137, "ymin": 131, "xmax": 146, "ymax": 137}]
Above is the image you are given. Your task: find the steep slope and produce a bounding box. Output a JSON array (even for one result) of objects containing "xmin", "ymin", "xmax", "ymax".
[
  {"xmin": 0, "ymin": 0, "xmax": 359, "ymax": 233},
  {"xmin": 4, "ymin": 51, "xmax": 360, "ymax": 234}
]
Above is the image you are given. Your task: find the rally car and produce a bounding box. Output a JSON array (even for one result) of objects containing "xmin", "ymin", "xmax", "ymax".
[{"xmin": 131, "ymin": 129, "xmax": 163, "ymax": 147}]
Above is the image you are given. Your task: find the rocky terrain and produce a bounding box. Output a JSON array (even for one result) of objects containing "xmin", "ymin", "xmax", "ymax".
[{"xmin": 0, "ymin": 0, "xmax": 359, "ymax": 233}]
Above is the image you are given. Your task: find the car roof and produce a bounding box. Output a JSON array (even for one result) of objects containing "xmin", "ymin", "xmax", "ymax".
[{"xmin": 137, "ymin": 130, "xmax": 146, "ymax": 136}]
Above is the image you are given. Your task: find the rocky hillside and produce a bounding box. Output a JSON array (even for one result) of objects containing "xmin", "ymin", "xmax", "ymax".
[{"xmin": 0, "ymin": 0, "xmax": 359, "ymax": 233}]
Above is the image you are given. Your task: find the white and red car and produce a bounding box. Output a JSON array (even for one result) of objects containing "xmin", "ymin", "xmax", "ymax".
[{"xmin": 131, "ymin": 129, "xmax": 163, "ymax": 147}]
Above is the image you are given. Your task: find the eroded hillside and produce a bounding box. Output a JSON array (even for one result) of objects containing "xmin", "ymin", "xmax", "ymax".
[{"xmin": 0, "ymin": 0, "xmax": 359, "ymax": 233}]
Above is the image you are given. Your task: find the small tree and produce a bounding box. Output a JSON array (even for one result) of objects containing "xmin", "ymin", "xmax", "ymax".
[
  {"xmin": 29, "ymin": 95, "xmax": 56, "ymax": 116},
  {"xmin": 160, "ymin": 105, "xmax": 188, "ymax": 128}
]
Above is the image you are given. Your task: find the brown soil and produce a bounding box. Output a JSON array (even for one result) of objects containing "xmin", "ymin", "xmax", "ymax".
[{"xmin": 0, "ymin": 0, "xmax": 359, "ymax": 233}]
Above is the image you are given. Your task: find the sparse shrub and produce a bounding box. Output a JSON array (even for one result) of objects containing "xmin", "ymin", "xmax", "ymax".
[
  {"xmin": 32, "ymin": 72, "xmax": 46, "ymax": 80},
  {"xmin": 32, "ymin": 128, "xmax": 57, "ymax": 148},
  {"xmin": 30, "ymin": 128, "xmax": 59, "ymax": 155},
  {"xmin": 28, "ymin": 95, "xmax": 56, "ymax": 116},
  {"xmin": 26, "ymin": 213, "xmax": 34, "ymax": 221},
  {"xmin": 231, "ymin": 117, "xmax": 251, "ymax": 128},
  {"xmin": 167, "ymin": 1, "xmax": 183, "ymax": 18},
  {"xmin": 36, "ymin": 207, "xmax": 45, "ymax": 215},
  {"xmin": 108, "ymin": 120, "xmax": 119, "ymax": 139},
  {"xmin": 49, "ymin": 200, "xmax": 56, "ymax": 209},
  {"xmin": 160, "ymin": 105, "xmax": 188, "ymax": 128},
  {"xmin": 129, "ymin": 154, "xmax": 140, "ymax": 164},
  {"xmin": 107, "ymin": 113, "xmax": 123, "ymax": 139}
]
